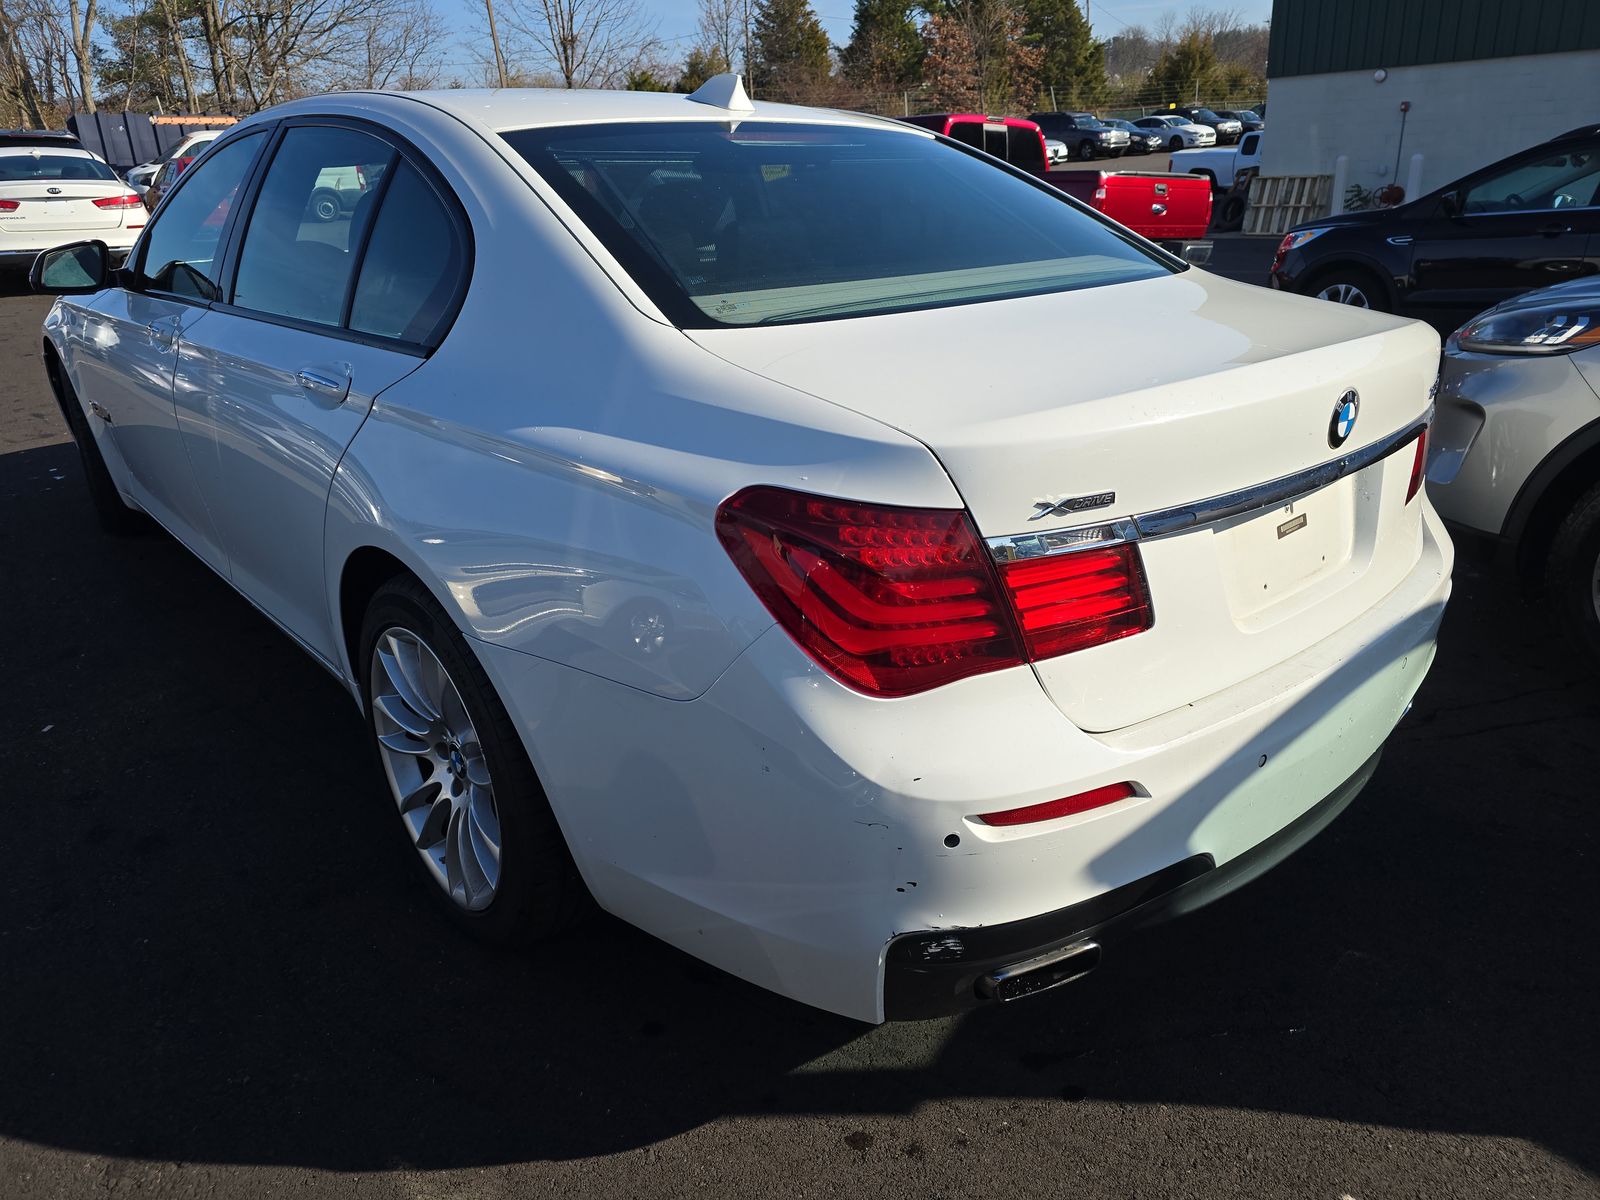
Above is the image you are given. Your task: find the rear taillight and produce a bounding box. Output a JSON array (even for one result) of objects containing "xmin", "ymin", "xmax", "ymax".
[
  {"xmin": 715, "ymin": 487, "xmax": 1025, "ymax": 696},
  {"xmin": 0, "ymin": 199, "xmax": 17, "ymax": 212},
  {"xmin": 978, "ymin": 782, "xmax": 1136, "ymax": 827},
  {"xmin": 1271, "ymin": 232, "xmax": 1292, "ymax": 274},
  {"xmin": 716, "ymin": 487, "xmax": 1155, "ymax": 696},
  {"xmin": 92, "ymin": 193, "xmax": 143, "ymax": 209},
  {"xmin": 1406, "ymin": 427, "xmax": 1428, "ymax": 503},
  {"xmin": 997, "ymin": 543, "xmax": 1152, "ymax": 659}
]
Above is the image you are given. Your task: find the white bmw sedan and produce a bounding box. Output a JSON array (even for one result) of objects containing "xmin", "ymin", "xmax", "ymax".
[{"xmin": 34, "ymin": 82, "xmax": 1451, "ymax": 1022}]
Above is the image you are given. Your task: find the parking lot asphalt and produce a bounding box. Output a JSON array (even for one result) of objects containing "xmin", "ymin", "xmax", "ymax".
[{"xmin": 2, "ymin": 259, "xmax": 1597, "ymax": 1199}]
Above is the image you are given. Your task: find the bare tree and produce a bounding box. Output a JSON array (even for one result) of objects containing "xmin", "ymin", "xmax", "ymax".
[
  {"xmin": 64, "ymin": 0, "xmax": 94, "ymax": 111},
  {"xmin": 331, "ymin": 0, "xmax": 448, "ymax": 89},
  {"xmin": 499, "ymin": 0, "xmax": 657, "ymax": 89},
  {"xmin": 696, "ymin": 0, "xmax": 739, "ymax": 72},
  {"xmin": 483, "ymin": 0, "xmax": 509, "ymax": 87}
]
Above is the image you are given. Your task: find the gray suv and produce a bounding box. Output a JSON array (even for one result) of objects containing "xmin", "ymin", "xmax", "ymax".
[{"xmin": 1029, "ymin": 112, "xmax": 1129, "ymax": 161}]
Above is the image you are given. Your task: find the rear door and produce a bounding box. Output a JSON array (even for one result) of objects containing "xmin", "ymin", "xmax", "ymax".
[
  {"xmin": 174, "ymin": 120, "xmax": 469, "ymax": 665},
  {"xmin": 1408, "ymin": 140, "xmax": 1600, "ymax": 324}
]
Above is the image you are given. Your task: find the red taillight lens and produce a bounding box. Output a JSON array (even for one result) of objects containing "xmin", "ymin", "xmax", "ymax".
[
  {"xmin": 715, "ymin": 486, "xmax": 1025, "ymax": 696},
  {"xmin": 1271, "ymin": 232, "xmax": 1293, "ymax": 273},
  {"xmin": 1406, "ymin": 427, "xmax": 1428, "ymax": 503},
  {"xmin": 997, "ymin": 542, "xmax": 1152, "ymax": 659},
  {"xmin": 978, "ymin": 782, "xmax": 1136, "ymax": 827},
  {"xmin": 92, "ymin": 193, "xmax": 144, "ymax": 209},
  {"xmin": 0, "ymin": 199, "xmax": 16, "ymax": 211}
]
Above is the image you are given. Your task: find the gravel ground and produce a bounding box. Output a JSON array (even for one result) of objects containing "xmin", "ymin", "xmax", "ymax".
[{"xmin": 1, "ymin": 252, "xmax": 1596, "ymax": 1200}]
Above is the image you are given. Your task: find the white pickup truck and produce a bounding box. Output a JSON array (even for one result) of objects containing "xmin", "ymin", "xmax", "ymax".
[{"xmin": 1169, "ymin": 130, "xmax": 1262, "ymax": 190}]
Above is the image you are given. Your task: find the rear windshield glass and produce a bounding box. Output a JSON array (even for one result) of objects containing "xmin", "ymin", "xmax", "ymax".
[
  {"xmin": 0, "ymin": 153, "xmax": 118, "ymax": 182},
  {"xmin": 501, "ymin": 121, "xmax": 1172, "ymax": 328}
]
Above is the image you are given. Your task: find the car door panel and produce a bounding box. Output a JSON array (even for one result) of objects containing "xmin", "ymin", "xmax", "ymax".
[
  {"xmin": 1409, "ymin": 213, "xmax": 1591, "ymax": 323},
  {"xmin": 68, "ymin": 290, "xmax": 230, "ymax": 573},
  {"xmin": 175, "ymin": 314, "xmax": 421, "ymax": 665}
]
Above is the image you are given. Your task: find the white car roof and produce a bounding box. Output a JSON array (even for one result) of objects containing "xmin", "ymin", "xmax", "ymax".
[
  {"xmin": 0, "ymin": 144, "xmax": 103, "ymax": 159},
  {"xmin": 261, "ymin": 86, "xmax": 921, "ymax": 138}
]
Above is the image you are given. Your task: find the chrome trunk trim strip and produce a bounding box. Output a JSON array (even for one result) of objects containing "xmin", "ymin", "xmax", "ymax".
[{"xmin": 987, "ymin": 414, "xmax": 1430, "ymax": 562}]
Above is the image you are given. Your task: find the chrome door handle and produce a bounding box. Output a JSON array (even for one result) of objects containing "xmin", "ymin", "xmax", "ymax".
[{"xmin": 297, "ymin": 369, "xmax": 343, "ymax": 392}]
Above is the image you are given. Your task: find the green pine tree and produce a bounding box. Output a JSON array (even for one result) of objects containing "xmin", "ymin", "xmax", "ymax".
[
  {"xmin": 751, "ymin": 0, "xmax": 833, "ymax": 100},
  {"xmin": 841, "ymin": 0, "xmax": 924, "ymax": 91},
  {"xmin": 1145, "ymin": 32, "xmax": 1220, "ymax": 106},
  {"xmin": 676, "ymin": 46, "xmax": 731, "ymax": 93},
  {"xmin": 1020, "ymin": 0, "xmax": 1103, "ymax": 110}
]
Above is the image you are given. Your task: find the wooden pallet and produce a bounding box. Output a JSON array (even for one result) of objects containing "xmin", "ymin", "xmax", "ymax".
[{"xmin": 1243, "ymin": 175, "xmax": 1332, "ymax": 235}]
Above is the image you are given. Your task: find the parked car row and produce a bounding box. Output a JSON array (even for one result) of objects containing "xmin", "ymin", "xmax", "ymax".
[
  {"xmin": 1020, "ymin": 107, "xmax": 1262, "ymax": 161},
  {"xmin": 1271, "ymin": 121, "xmax": 1600, "ymax": 662},
  {"xmin": 31, "ymin": 78, "xmax": 1444, "ymax": 1025}
]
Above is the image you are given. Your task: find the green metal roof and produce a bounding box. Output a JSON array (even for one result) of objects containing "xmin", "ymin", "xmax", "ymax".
[{"xmin": 1268, "ymin": 0, "xmax": 1600, "ymax": 78}]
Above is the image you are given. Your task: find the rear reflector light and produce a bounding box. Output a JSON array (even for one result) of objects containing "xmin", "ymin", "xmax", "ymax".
[
  {"xmin": 715, "ymin": 487, "xmax": 1025, "ymax": 696},
  {"xmin": 979, "ymin": 782, "xmax": 1136, "ymax": 827},
  {"xmin": 996, "ymin": 542, "xmax": 1152, "ymax": 660},
  {"xmin": 0, "ymin": 199, "xmax": 17, "ymax": 212},
  {"xmin": 716, "ymin": 486, "xmax": 1155, "ymax": 697},
  {"xmin": 1406, "ymin": 427, "xmax": 1428, "ymax": 503},
  {"xmin": 92, "ymin": 194, "xmax": 144, "ymax": 209}
]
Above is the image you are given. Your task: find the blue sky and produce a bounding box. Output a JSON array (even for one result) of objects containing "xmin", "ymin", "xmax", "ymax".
[{"xmin": 429, "ymin": 0, "xmax": 1274, "ymax": 83}]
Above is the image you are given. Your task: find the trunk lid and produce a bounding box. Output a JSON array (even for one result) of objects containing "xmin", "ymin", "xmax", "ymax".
[
  {"xmin": 0, "ymin": 181, "xmax": 129, "ymax": 231},
  {"xmin": 688, "ymin": 270, "xmax": 1439, "ymax": 731}
]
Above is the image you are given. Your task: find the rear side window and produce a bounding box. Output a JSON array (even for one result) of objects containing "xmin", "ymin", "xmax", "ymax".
[
  {"xmin": 948, "ymin": 122, "xmax": 982, "ymax": 150},
  {"xmin": 139, "ymin": 131, "xmax": 264, "ymax": 301},
  {"xmin": 1007, "ymin": 127, "xmax": 1045, "ymax": 172},
  {"xmin": 349, "ymin": 161, "xmax": 464, "ymax": 343},
  {"xmin": 1241, "ymin": 133, "xmax": 1259, "ymax": 155},
  {"xmin": 232, "ymin": 125, "xmax": 394, "ymax": 327},
  {"xmin": 0, "ymin": 153, "xmax": 117, "ymax": 181},
  {"xmin": 503, "ymin": 121, "xmax": 1172, "ymax": 328}
]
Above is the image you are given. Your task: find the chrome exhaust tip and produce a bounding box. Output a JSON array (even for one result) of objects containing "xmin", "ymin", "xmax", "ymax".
[{"xmin": 978, "ymin": 939, "xmax": 1102, "ymax": 1003}]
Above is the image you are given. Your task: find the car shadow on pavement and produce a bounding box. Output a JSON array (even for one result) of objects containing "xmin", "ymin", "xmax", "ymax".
[{"xmin": 2, "ymin": 438, "xmax": 1597, "ymax": 1176}]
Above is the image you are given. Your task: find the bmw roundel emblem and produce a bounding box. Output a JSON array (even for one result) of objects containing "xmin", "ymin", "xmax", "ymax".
[{"xmin": 1328, "ymin": 389, "xmax": 1360, "ymax": 449}]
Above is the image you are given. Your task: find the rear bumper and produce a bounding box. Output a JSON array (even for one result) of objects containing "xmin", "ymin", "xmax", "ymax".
[
  {"xmin": 883, "ymin": 749, "xmax": 1382, "ymax": 1018},
  {"xmin": 477, "ymin": 506, "xmax": 1452, "ymax": 1024}
]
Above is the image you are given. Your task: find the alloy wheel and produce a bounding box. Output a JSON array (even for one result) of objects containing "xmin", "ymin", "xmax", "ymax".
[
  {"xmin": 1316, "ymin": 281, "xmax": 1371, "ymax": 307},
  {"xmin": 370, "ymin": 626, "xmax": 502, "ymax": 911}
]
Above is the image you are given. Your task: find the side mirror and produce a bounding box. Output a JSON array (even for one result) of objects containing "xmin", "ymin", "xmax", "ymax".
[
  {"xmin": 1437, "ymin": 189, "xmax": 1462, "ymax": 219},
  {"xmin": 31, "ymin": 240, "xmax": 109, "ymax": 294}
]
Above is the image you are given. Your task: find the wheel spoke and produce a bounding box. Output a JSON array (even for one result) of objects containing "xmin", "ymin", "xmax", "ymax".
[
  {"xmin": 462, "ymin": 743, "xmax": 491, "ymax": 788},
  {"xmin": 397, "ymin": 777, "xmax": 440, "ymax": 815},
  {"xmin": 468, "ymin": 784, "xmax": 500, "ymax": 862},
  {"xmin": 377, "ymin": 728, "xmax": 430, "ymax": 755},
  {"xmin": 444, "ymin": 808, "xmax": 466, "ymax": 901},
  {"xmin": 381, "ymin": 633, "xmax": 440, "ymax": 723},
  {"xmin": 374, "ymin": 691, "xmax": 432, "ymax": 738},
  {"xmin": 418, "ymin": 795, "xmax": 451, "ymax": 849}
]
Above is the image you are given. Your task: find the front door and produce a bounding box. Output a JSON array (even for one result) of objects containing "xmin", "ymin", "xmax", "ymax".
[
  {"xmin": 67, "ymin": 130, "xmax": 267, "ymax": 573},
  {"xmin": 1408, "ymin": 139, "xmax": 1600, "ymax": 327},
  {"xmin": 176, "ymin": 123, "xmax": 467, "ymax": 666}
]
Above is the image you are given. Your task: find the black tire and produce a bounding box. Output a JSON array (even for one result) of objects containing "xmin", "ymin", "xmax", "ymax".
[
  {"xmin": 1077, "ymin": 139, "xmax": 1095, "ymax": 161},
  {"xmin": 1218, "ymin": 193, "xmax": 1247, "ymax": 229},
  {"xmin": 1303, "ymin": 264, "xmax": 1391, "ymax": 312},
  {"xmin": 1169, "ymin": 136, "xmax": 1183, "ymax": 152},
  {"xmin": 52, "ymin": 366, "xmax": 146, "ymax": 535},
  {"xmin": 359, "ymin": 574, "xmax": 589, "ymax": 945},
  {"xmin": 1545, "ymin": 480, "xmax": 1600, "ymax": 668},
  {"xmin": 308, "ymin": 187, "xmax": 341, "ymax": 223},
  {"xmin": 1191, "ymin": 168, "xmax": 1216, "ymax": 190}
]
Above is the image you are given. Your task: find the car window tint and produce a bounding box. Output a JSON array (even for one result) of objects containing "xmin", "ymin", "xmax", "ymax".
[
  {"xmin": 0, "ymin": 153, "xmax": 118, "ymax": 181},
  {"xmin": 1462, "ymin": 148, "xmax": 1600, "ymax": 214},
  {"xmin": 1241, "ymin": 133, "xmax": 1259, "ymax": 155},
  {"xmin": 506, "ymin": 121, "xmax": 1172, "ymax": 328},
  {"xmin": 348, "ymin": 161, "xmax": 464, "ymax": 344},
  {"xmin": 1007, "ymin": 126, "xmax": 1045, "ymax": 172},
  {"xmin": 139, "ymin": 131, "xmax": 263, "ymax": 301},
  {"xmin": 948, "ymin": 122, "xmax": 982, "ymax": 150},
  {"xmin": 232, "ymin": 126, "xmax": 394, "ymax": 327}
]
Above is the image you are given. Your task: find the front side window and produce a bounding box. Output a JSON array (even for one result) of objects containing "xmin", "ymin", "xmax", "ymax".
[
  {"xmin": 503, "ymin": 121, "xmax": 1172, "ymax": 328},
  {"xmin": 138, "ymin": 131, "xmax": 264, "ymax": 301},
  {"xmin": 0, "ymin": 153, "xmax": 118, "ymax": 182},
  {"xmin": 1461, "ymin": 147, "xmax": 1600, "ymax": 214},
  {"xmin": 232, "ymin": 125, "xmax": 394, "ymax": 327}
]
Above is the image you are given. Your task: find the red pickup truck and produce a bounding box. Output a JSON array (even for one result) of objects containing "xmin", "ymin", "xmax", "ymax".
[{"xmin": 899, "ymin": 113, "xmax": 1213, "ymax": 255}]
